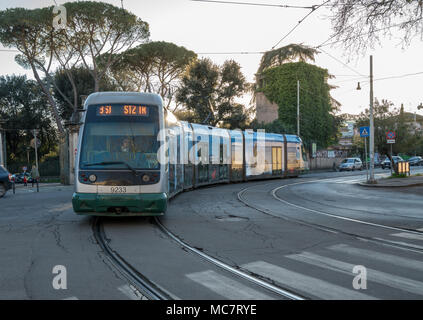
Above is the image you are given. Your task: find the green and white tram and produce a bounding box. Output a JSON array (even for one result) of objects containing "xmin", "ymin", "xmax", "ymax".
[
  {"xmin": 72, "ymin": 92, "xmax": 168, "ymax": 216},
  {"xmin": 72, "ymin": 92, "xmax": 308, "ymax": 216}
]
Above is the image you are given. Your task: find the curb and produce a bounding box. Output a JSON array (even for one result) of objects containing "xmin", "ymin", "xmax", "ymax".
[{"xmin": 358, "ymin": 181, "xmax": 423, "ymax": 188}]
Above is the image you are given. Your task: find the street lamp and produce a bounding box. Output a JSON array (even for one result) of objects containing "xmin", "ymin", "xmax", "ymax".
[{"xmin": 368, "ymin": 56, "xmax": 375, "ymax": 183}]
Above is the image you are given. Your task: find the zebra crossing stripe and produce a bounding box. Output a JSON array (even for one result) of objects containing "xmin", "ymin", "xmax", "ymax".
[
  {"xmin": 329, "ymin": 244, "xmax": 423, "ymax": 272},
  {"xmin": 241, "ymin": 261, "xmax": 377, "ymax": 300},
  {"xmin": 287, "ymin": 251, "xmax": 423, "ymax": 296},
  {"xmin": 186, "ymin": 270, "xmax": 274, "ymax": 300}
]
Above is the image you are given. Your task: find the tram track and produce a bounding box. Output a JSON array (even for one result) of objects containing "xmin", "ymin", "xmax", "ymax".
[
  {"xmin": 237, "ymin": 178, "xmax": 423, "ymax": 254},
  {"xmin": 153, "ymin": 217, "xmax": 305, "ymax": 300},
  {"xmin": 91, "ymin": 173, "xmax": 422, "ymax": 300},
  {"xmin": 92, "ymin": 217, "xmax": 172, "ymax": 300},
  {"xmin": 93, "ymin": 215, "xmax": 305, "ymax": 300}
]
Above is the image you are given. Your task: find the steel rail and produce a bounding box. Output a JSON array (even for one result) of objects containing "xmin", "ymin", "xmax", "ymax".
[
  {"xmin": 153, "ymin": 217, "xmax": 305, "ymax": 300},
  {"xmin": 92, "ymin": 217, "xmax": 173, "ymax": 300},
  {"xmin": 237, "ymin": 180, "xmax": 423, "ymax": 254},
  {"xmin": 272, "ymin": 180, "xmax": 423, "ymax": 236}
]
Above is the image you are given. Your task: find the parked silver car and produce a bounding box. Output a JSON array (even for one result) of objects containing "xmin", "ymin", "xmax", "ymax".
[
  {"xmin": 381, "ymin": 156, "xmax": 403, "ymax": 169},
  {"xmin": 339, "ymin": 158, "xmax": 363, "ymax": 171},
  {"xmin": 408, "ymin": 156, "xmax": 423, "ymax": 166}
]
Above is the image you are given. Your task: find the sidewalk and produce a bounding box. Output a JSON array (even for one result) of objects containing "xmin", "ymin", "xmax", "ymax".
[{"xmin": 359, "ymin": 175, "xmax": 423, "ymax": 188}]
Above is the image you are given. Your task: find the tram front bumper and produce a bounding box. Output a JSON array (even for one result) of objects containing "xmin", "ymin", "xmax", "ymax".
[{"xmin": 72, "ymin": 192, "xmax": 167, "ymax": 216}]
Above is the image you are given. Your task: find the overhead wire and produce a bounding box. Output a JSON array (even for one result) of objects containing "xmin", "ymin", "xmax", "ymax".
[
  {"xmin": 271, "ymin": 0, "xmax": 331, "ymax": 50},
  {"xmin": 190, "ymin": 0, "xmax": 316, "ymax": 10}
]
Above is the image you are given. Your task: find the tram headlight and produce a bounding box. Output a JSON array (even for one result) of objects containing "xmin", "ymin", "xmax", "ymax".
[
  {"xmin": 142, "ymin": 174, "xmax": 150, "ymax": 183},
  {"xmin": 89, "ymin": 174, "xmax": 97, "ymax": 183}
]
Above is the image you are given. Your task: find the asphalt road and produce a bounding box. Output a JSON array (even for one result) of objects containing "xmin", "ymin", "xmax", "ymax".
[{"xmin": 1, "ymin": 168, "xmax": 423, "ymax": 300}]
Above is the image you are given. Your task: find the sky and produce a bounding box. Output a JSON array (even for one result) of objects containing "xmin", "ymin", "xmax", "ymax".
[{"xmin": 1, "ymin": 0, "xmax": 423, "ymax": 116}]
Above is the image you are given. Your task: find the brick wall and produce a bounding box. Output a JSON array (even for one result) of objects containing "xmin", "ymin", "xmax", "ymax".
[{"xmin": 256, "ymin": 92, "xmax": 278, "ymax": 124}]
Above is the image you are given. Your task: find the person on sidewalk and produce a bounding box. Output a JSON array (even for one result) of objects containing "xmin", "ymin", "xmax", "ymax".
[
  {"xmin": 30, "ymin": 165, "xmax": 40, "ymax": 187},
  {"xmin": 22, "ymin": 167, "xmax": 28, "ymax": 187}
]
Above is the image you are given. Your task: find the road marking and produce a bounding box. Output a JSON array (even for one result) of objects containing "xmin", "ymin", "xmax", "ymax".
[
  {"xmin": 241, "ymin": 261, "xmax": 377, "ymax": 300},
  {"xmin": 118, "ymin": 284, "xmax": 142, "ymax": 300},
  {"xmin": 287, "ymin": 251, "xmax": 423, "ymax": 296},
  {"xmin": 329, "ymin": 244, "xmax": 423, "ymax": 272},
  {"xmin": 186, "ymin": 270, "xmax": 274, "ymax": 300},
  {"xmin": 373, "ymin": 238, "xmax": 423, "ymax": 250},
  {"xmin": 336, "ymin": 179, "xmax": 364, "ymax": 184},
  {"xmin": 62, "ymin": 296, "xmax": 79, "ymax": 300},
  {"xmin": 391, "ymin": 232, "xmax": 423, "ymax": 241}
]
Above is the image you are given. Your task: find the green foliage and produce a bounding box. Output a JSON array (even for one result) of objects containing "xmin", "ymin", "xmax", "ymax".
[
  {"xmin": 0, "ymin": 6, "xmax": 65, "ymax": 134},
  {"xmin": 63, "ymin": 1, "xmax": 150, "ymax": 91},
  {"xmin": 257, "ymin": 44, "xmax": 318, "ymax": 74},
  {"xmin": 53, "ymin": 66, "xmax": 117, "ymax": 120},
  {"xmin": 354, "ymin": 99, "xmax": 422, "ymax": 156},
  {"xmin": 250, "ymin": 119, "xmax": 294, "ymax": 135},
  {"xmin": 0, "ymin": 75, "xmax": 58, "ymax": 169},
  {"xmin": 176, "ymin": 58, "xmax": 250, "ymax": 129},
  {"xmin": 259, "ymin": 61, "xmax": 339, "ymax": 148},
  {"xmin": 388, "ymin": 173, "xmax": 408, "ymax": 179},
  {"xmin": 102, "ymin": 41, "xmax": 197, "ymax": 108}
]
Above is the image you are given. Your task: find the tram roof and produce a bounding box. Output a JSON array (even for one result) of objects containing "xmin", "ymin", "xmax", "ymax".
[{"xmin": 84, "ymin": 92, "xmax": 163, "ymax": 108}]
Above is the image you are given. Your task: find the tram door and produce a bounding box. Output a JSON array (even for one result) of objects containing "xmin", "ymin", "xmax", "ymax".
[{"xmin": 272, "ymin": 147, "xmax": 282, "ymax": 175}]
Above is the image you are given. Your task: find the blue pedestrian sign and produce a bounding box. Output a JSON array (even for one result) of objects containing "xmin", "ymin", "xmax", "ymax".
[{"xmin": 360, "ymin": 126, "xmax": 370, "ymax": 138}]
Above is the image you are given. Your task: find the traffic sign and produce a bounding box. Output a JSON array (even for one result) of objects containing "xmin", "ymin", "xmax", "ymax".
[
  {"xmin": 359, "ymin": 126, "xmax": 370, "ymax": 138},
  {"xmin": 386, "ymin": 131, "xmax": 396, "ymax": 144},
  {"xmin": 386, "ymin": 131, "xmax": 396, "ymax": 140}
]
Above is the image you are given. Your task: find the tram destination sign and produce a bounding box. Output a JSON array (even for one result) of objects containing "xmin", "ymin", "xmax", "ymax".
[{"xmin": 96, "ymin": 105, "xmax": 149, "ymax": 116}]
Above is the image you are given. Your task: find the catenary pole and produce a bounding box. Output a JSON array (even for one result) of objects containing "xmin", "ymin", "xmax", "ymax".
[{"xmin": 369, "ymin": 56, "xmax": 375, "ymax": 183}]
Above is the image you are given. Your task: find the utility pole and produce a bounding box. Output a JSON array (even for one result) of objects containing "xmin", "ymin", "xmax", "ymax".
[
  {"xmin": 33, "ymin": 129, "xmax": 39, "ymax": 170},
  {"xmin": 369, "ymin": 55, "xmax": 375, "ymax": 183},
  {"xmin": 297, "ymin": 80, "xmax": 300, "ymax": 136}
]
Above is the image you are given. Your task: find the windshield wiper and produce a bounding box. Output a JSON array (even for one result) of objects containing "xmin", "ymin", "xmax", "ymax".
[{"xmin": 83, "ymin": 161, "xmax": 139, "ymax": 176}]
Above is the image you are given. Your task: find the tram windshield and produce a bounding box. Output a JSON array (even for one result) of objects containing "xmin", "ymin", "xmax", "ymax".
[{"xmin": 79, "ymin": 103, "xmax": 160, "ymax": 170}]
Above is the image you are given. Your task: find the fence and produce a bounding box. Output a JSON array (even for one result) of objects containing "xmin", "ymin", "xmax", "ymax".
[
  {"xmin": 309, "ymin": 150, "xmax": 349, "ymax": 170},
  {"xmin": 6, "ymin": 155, "xmax": 60, "ymax": 177}
]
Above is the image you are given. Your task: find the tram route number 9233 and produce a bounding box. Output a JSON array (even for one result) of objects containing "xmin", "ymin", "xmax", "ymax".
[{"xmin": 110, "ymin": 186, "xmax": 127, "ymax": 193}]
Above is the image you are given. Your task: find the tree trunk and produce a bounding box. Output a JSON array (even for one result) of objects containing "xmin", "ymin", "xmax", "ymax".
[
  {"xmin": 30, "ymin": 64, "xmax": 65, "ymax": 136},
  {"xmin": 94, "ymin": 78, "xmax": 100, "ymax": 92},
  {"xmin": 386, "ymin": 154, "xmax": 399, "ymax": 175}
]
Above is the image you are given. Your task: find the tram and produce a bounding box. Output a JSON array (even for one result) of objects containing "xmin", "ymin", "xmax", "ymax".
[{"xmin": 72, "ymin": 92, "xmax": 308, "ymax": 216}]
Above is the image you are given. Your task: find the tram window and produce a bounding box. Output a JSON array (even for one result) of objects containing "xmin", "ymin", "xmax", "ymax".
[{"xmin": 79, "ymin": 121, "xmax": 160, "ymax": 170}]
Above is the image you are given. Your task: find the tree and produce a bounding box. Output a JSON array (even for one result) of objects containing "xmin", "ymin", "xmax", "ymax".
[
  {"xmin": 176, "ymin": 58, "xmax": 250, "ymax": 129},
  {"xmin": 0, "ymin": 7, "xmax": 65, "ymax": 134},
  {"xmin": 354, "ymin": 99, "xmax": 418, "ymax": 174},
  {"xmin": 63, "ymin": 1, "xmax": 150, "ymax": 92},
  {"xmin": 329, "ymin": 1, "xmax": 423, "ymax": 53},
  {"xmin": 258, "ymin": 61, "xmax": 340, "ymax": 148},
  {"xmin": 257, "ymin": 44, "xmax": 319, "ymax": 75},
  {"xmin": 103, "ymin": 41, "xmax": 197, "ymax": 109},
  {"xmin": 53, "ymin": 66, "xmax": 117, "ymax": 120},
  {"xmin": 0, "ymin": 75, "xmax": 57, "ymax": 167}
]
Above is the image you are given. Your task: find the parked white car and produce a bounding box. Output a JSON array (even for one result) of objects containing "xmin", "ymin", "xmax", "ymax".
[{"xmin": 339, "ymin": 158, "xmax": 363, "ymax": 172}]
